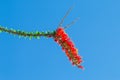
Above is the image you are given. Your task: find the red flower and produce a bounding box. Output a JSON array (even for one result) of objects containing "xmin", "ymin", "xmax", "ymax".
[{"xmin": 54, "ymin": 27, "xmax": 83, "ymax": 69}]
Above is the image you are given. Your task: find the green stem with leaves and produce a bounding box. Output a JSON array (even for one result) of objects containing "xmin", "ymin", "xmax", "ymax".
[{"xmin": 0, "ymin": 25, "xmax": 56, "ymax": 39}]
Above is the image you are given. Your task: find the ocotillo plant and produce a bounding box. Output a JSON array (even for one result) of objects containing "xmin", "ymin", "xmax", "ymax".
[{"xmin": 0, "ymin": 7, "xmax": 84, "ymax": 69}]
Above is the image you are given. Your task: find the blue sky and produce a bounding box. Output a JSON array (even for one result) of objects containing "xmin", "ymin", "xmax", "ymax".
[{"xmin": 0, "ymin": 0, "xmax": 120, "ymax": 80}]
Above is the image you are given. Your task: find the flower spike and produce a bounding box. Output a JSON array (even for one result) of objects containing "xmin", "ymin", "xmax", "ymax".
[{"xmin": 53, "ymin": 27, "xmax": 83, "ymax": 69}]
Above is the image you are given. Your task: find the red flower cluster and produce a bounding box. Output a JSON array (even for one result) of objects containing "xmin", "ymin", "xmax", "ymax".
[{"xmin": 54, "ymin": 27, "xmax": 83, "ymax": 69}]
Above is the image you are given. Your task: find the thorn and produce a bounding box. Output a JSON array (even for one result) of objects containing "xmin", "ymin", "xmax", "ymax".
[
  {"xmin": 58, "ymin": 6, "xmax": 74, "ymax": 28},
  {"xmin": 64, "ymin": 17, "xmax": 80, "ymax": 29}
]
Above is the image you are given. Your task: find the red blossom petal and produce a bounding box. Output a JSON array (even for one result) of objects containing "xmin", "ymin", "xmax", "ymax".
[{"xmin": 78, "ymin": 65, "xmax": 84, "ymax": 70}]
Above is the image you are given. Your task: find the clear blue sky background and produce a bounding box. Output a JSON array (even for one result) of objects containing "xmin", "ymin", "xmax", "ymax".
[{"xmin": 0, "ymin": 0, "xmax": 120, "ymax": 80}]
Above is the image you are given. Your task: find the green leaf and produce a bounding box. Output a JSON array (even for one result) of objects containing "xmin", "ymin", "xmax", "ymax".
[
  {"xmin": 37, "ymin": 36, "xmax": 40, "ymax": 39},
  {"xmin": 0, "ymin": 30, "xmax": 2, "ymax": 33},
  {"xmin": 29, "ymin": 36, "xmax": 32, "ymax": 40}
]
